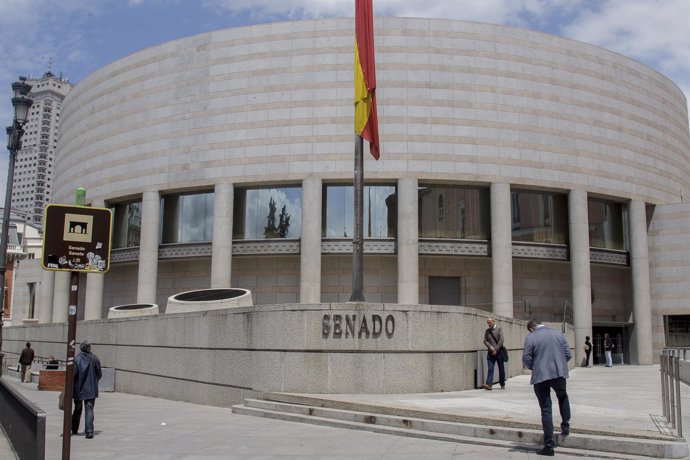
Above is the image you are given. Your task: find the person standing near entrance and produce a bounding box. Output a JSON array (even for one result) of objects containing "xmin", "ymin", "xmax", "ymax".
[
  {"xmin": 72, "ymin": 340, "xmax": 102, "ymax": 439},
  {"xmin": 482, "ymin": 317, "xmax": 505, "ymax": 390},
  {"xmin": 604, "ymin": 333, "xmax": 615, "ymax": 367},
  {"xmin": 522, "ymin": 319, "xmax": 572, "ymax": 456},
  {"xmin": 583, "ymin": 336, "xmax": 592, "ymax": 367},
  {"xmin": 19, "ymin": 342, "xmax": 35, "ymax": 383}
]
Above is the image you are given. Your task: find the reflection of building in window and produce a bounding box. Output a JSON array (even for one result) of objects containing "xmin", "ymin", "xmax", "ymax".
[
  {"xmin": 511, "ymin": 193, "xmax": 521, "ymax": 230},
  {"xmin": 437, "ymin": 195, "xmax": 444, "ymax": 222},
  {"xmin": 419, "ymin": 186, "xmax": 489, "ymax": 240},
  {"xmin": 510, "ymin": 190, "xmax": 568, "ymax": 244},
  {"xmin": 323, "ymin": 185, "xmax": 396, "ymax": 238},
  {"xmin": 111, "ymin": 201, "xmax": 141, "ymax": 248},
  {"xmin": 458, "ymin": 201, "xmax": 466, "ymax": 238},
  {"xmin": 588, "ymin": 198, "xmax": 628, "ymax": 250},
  {"xmin": 127, "ymin": 203, "xmax": 141, "ymax": 246}
]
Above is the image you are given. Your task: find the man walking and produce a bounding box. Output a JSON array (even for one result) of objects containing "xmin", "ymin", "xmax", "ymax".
[
  {"xmin": 482, "ymin": 317, "xmax": 505, "ymax": 390},
  {"xmin": 19, "ymin": 341, "xmax": 35, "ymax": 383},
  {"xmin": 522, "ymin": 320, "xmax": 572, "ymax": 456},
  {"xmin": 72, "ymin": 340, "xmax": 102, "ymax": 439}
]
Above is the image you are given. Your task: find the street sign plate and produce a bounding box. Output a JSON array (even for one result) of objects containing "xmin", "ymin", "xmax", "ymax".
[{"xmin": 42, "ymin": 204, "xmax": 113, "ymax": 273}]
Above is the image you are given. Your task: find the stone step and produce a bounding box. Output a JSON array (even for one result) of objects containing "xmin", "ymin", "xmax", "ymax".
[{"xmin": 232, "ymin": 398, "xmax": 688, "ymax": 459}]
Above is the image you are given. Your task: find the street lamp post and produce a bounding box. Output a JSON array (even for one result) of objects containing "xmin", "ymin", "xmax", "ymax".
[{"xmin": 0, "ymin": 78, "xmax": 33, "ymax": 374}]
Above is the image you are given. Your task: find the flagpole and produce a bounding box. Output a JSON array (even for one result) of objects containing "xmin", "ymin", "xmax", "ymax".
[{"xmin": 350, "ymin": 133, "xmax": 365, "ymax": 302}]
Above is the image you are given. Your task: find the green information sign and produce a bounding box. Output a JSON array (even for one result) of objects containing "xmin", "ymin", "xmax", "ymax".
[{"xmin": 42, "ymin": 204, "xmax": 113, "ymax": 273}]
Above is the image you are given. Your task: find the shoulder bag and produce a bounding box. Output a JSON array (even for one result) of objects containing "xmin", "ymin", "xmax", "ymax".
[{"xmin": 489, "ymin": 329, "xmax": 509, "ymax": 362}]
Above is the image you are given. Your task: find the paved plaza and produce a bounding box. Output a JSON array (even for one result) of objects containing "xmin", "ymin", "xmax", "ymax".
[{"xmin": 1, "ymin": 364, "xmax": 688, "ymax": 459}]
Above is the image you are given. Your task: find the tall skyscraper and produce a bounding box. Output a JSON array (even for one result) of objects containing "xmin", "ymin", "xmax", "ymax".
[{"xmin": 11, "ymin": 71, "xmax": 73, "ymax": 226}]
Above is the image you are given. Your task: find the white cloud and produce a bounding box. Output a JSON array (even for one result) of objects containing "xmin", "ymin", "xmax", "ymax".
[{"xmin": 563, "ymin": 1, "xmax": 690, "ymax": 76}]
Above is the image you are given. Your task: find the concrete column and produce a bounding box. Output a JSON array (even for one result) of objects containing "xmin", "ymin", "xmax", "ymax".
[
  {"xmin": 490, "ymin": 183, "xmax": 513, "ymax": 317},
  {"xmin": 629, "ymin": 199, "xmax": 653, "ymax": 365},
  {"xmin": 52, "ymin": 271, "xmax": 70, "ymax": 323},
  {"xmin": 84, "ymin": 271, "xmax": 104, "ymax": 320},
  {"xmin": 569, "ymin": 189, "xmax": 592, "ymax": 365},
  {"xmin": 137, "ymin": 190, "xmax": 160, "ymax": 304},
  {"xmin": 211, "ymin": 182, "xmax": 234, "ymax": 288},
  {"xmin": 37, "ymin": 270, "xmax": 54, "ymax": 323},
  {"xmin": 84, "ymin": 200, "xmax": 106, "ymax": 320},
  {"xmin": 300, "ymin": 177, "xmax": 322, "ymax": 303},
  {"xmin": 397, "ymin": 177, "xmax": 419, "ymax": 304}
]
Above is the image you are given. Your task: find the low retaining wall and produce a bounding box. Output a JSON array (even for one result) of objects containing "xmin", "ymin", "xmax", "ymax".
[
  {"xmin": 2, "ymin": 303, "xmax": 574, "ymax": 408},
  {"xmin": 0, "ymin": 378, "xmax": 46, "ymax": 460},
  {"xmin": 38, "ymin": 370, "xmax": 65, "ymax": 391}
]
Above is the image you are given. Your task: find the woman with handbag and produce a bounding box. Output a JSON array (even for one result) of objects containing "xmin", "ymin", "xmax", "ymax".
[{"xmin": 583, "ymin": 336, "xmax": 592, "ymax": 367}]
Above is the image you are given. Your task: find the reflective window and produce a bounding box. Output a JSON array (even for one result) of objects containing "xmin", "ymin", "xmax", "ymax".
[
  {"xmin": 233, "ymin": 187, "xmax": 302, "ymax": 239},
  {"xmin": 419, "ymin": 186, "xmax": 489, "ymax": 239},
  {"xmin": 111, "ymin": 201, "xmax": 141, "ymax": 248},
  {"xmin": 511, "ymin": 190, "xmax": 568, "ymax": 244},
  {"xmin": 588, "ymin": 198, "xmax": 628, "ymax": 250},
  {"xmin": 161, "ymin": 192, "xmax": 214, "ymax": 243},
  {"xmin": 323, "ymin": 185, "xmax": 396, "ymax": 238}
]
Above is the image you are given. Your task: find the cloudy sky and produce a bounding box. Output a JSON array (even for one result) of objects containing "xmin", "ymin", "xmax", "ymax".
[{"xmin": 0, "ymin": 0, "xmax": 689, "ymax": 202}]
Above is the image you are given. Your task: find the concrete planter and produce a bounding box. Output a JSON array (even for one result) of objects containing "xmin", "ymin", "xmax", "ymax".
[
  {"xmin": 108, "ymin": 303, "xmax": 159, "ymax": 319},
  {"xmin": 165, "ymin": 288, "xmax": 252, "ymax": 314}
]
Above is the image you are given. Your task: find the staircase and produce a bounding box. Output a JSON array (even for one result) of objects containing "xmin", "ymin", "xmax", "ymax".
[{"xmin": 232, "ymin": 394, "xmax": 688, "ymax": 459}]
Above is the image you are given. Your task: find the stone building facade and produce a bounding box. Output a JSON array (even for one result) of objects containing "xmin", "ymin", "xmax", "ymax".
[{"xmin": 23, "ymin": 18, "xmax": 690, "ymax": 366}]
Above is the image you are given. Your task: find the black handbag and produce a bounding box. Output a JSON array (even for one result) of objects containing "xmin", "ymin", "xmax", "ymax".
[{"xmin": 489, "ymin": 329, "xmax": 508, "ymax": 362}]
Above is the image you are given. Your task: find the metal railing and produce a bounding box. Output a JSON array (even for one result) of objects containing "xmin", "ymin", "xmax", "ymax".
[
  {"xmin": 660, "ymin": 349, "xmax": 683, "ymax": 438},
  {"xmin": 562, "ymin": 300, "xmax": 573, "ymax": 333}
]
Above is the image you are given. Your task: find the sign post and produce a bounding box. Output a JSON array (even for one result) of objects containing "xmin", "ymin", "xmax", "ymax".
[{"xmin": 42, "ymin": 193, "xmax": 111, "ymax": 460}]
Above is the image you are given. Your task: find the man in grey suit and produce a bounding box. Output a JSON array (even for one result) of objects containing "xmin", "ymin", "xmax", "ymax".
[{"xmin": 522, "ymin": 319, "xmax": 572, "ymax": 457}]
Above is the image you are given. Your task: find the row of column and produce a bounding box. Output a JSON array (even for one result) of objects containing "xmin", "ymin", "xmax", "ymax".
[{"xmin": 35, "ymin": 180, "xmax": 653, "ymax": 364}]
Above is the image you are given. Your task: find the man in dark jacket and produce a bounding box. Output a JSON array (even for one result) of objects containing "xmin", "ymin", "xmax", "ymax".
[
  {"xmin": 72, "ymin": 340, "xmax": 102, "ymax": 439},
  {"xmin": 19, "ymin": 342, "xmax": 35, "ymax": 383}
]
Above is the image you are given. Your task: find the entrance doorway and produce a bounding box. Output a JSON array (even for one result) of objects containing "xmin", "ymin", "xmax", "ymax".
[{"xmin": 592, "ymin": 325, "xmax": 628, "ymax": 365}]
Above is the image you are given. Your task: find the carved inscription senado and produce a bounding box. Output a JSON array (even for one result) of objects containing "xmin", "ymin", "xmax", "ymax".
[{"xmin": 322, "ymin": 313, "xmax": 395, "ymax": 338}]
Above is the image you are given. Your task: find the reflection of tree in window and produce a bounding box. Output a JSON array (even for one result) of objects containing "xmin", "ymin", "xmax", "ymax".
[
  {"xmin": 234, "ymin": 187, "xmax": 302, "ymax": 240},
  {"xmin": 264, "ymin": 197, "xmax": 291, "ymax": 238}
]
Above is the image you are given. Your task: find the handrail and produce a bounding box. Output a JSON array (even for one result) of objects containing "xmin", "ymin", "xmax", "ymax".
[{"xmin": 660, "ymin": 349, "xmax": 684, "ymax": 438}]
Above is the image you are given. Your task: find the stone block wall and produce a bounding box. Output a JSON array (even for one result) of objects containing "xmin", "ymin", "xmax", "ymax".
[{"xmin": 3, "ymin": 303, "xmax": 573, "ymax": 407}]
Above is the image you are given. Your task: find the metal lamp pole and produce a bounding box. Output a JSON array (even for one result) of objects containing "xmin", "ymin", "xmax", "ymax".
[{"xmin": 0, "ymin": 78, "xmax": 33, "ymax": 373}]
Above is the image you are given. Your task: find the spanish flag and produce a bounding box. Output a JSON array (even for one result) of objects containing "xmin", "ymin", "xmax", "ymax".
[{"xmin": 354, "ymin": 0, "xmax": 380, "ymax": 160}]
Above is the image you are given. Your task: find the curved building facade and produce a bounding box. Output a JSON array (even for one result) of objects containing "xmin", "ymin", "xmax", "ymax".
[{"xmin": 42, "ymin": 18, "xmax": 690, "ymax": 365}]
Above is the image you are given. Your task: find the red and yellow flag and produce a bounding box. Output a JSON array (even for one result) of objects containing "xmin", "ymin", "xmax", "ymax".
[{"xmin": 354, "ymin": 0, "xmax": 380, "ymax": 160}]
